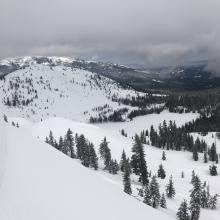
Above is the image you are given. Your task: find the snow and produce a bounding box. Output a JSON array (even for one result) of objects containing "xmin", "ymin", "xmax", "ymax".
[
  {"xmin": 96, "ymin": 110, "xmax": 199, "ymax": 138},
  {"xmin": 6, "ymin": 110, "xmax": 219, "ymax": 220},
  {"xmin": 0, "ymin": 57, "xmax": 219, "ymax": 220},
  {"xmin": 0, "ymin": 63, "xmax": 146, "ymax": 122},
  {"xmin": 0, "ymin": 119, "xmax": 173, "ymax": 220}
]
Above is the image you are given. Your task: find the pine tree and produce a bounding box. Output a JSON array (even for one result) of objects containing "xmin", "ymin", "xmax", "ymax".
[
  {"xmin": 162, "ymin": 151, "xmax": 166, "ymax": 160},
  {"xmin": 201, "ymin": 187, "xmax": 208, "ymax": 208},
  {"xmin": 189, "ymin": 175, "xmax": 202, "ymax": 220},
  {"xmin": 209, "ymin": 143, "xmax": 217, "ymax": 161},
  {"xmin": 131, "ymin": 134, "xmax": 149, "ymax": 185},
  {"xmin": 59, "ymin": 136, "xmax": 65, "ymax": 153},
  {"xmin": 149, "ymin": 175, "xmax": 161, "ymax": 208},
  {"xmin": 176, "ymin": 200, "xmax": 190, "ymax": 220},
  {"xmin": 191, "ymin": 170, "xmax": 196, "ymax": 184},
  {"xmin": 48, "ymin": 131, "xmax": 55, "ymax": 146},
  {"xmin": 166, "ymin": 175, "xmax": 175, "ymax": 198},
  {"xmin": 208, "ymin": 194, "xmax": 219, "ymax": 209},
  {"xmin": 64, "ymin": 129, "xmax": 75, "ymax": 158},
  {"xmin": 76, "ymin": 134, "xmax": 86, "ymax": 159},
  {"xmin": 99, "ymin": 137, "xmax": 111, "ymax": 170},
  {"xmin": 143, "ymin": 185, "xmax": 151, "ymax": 206},
  {"xmin": 3, "ymin": 114, "xmax": 8, "ymax": 122},
  {"xmin": 209, "ymin": 164, "xmax": 218, "ymax": 176},
  {"xmin": 160, "ymin": 193, "xmax": 167, "ymax": 208},
  {"xmin": 203, "ymin": 151, "xmax": 208, "ymax": 163},
  {"xmin": 192, "ymin": 142, "xmax": 198, "ymax": 161},
  {"xmin": 120, "ymin": 149, "xmax": 127, "ymax": 172},
  {"xmin": 88, "ymin": 142, "xmax": 98, "ymax": 170},
  {"xmin": 157, "ymin": 164, "xmax": 166, "ymax": 179},
  {"xmin": 123, "ymin": 159, "xmax": 132, "ymax": 195},
  {"xmin": 181, "ymin": 171, "xmax": 185, "ymax": 178}
]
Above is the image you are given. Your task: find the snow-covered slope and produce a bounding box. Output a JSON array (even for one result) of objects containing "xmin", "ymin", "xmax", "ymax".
[
  {"xmin": 0, "ymin": 59, "xmax": 147, "ymax": 122},
  {"xmin": 5, "ymin": 114, "xmax": 220, "ymax": 220},
  {"xmin": 0, "ymin": 118, "xmax": 174, "ymax": 220}
]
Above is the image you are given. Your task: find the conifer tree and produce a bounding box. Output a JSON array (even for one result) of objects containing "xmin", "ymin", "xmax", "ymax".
[
  {"xmin": 59, "ymin": 136, "xmax": 65, "ymax": 153},
  {"xmin": 149, "ymin": 176, "xmax": 160, "ymax": 208},
  {"xmin": 208, "ymin": 194, "xmax": 219, "ymax": 209},
  {"xmin": 209, "ymin": 143, "xmax": 217, "ymax": 161},
  {"xmin": 166, "ymin": 175, "xmax": 175, "ymax": 198},
  {"xmin": 203, "ymin": 151, "xmax": 208, "ymax": 163},
  {"xmin": 3, "ymin": 114, "xmax": 8, "ymax": 122},
  {"xmin": 176, "ymin": 200, "xmax": 190, "ymax": 220},
  {"xmin": 48, "ymin": 131, "xmax": 55, "ymax": 147},
  {"xmin": 201, "ymin": 187, "xmax": 208, "ymax": 208},
  {"xmin": 189, "ymin": 175, "xmax": 202, "ymax": 220},
  {"xmin": 160, "ymin": 193, "xmax": 167, "ymax": 208},
  {"xmin": 120, "ymin": 149, "xmax": 127, "ymax": 172},
  {"xmin": 162, "ymin": 151, "xmax": 166, "ymax": 160},
  {"xmin": 131, "ymin": 134, "xmax": 149, "ymax": 185},
  {"xmin": 157, "ymin": 164, "xmax": 166, "ymax": 179},
  {"xmin": 209, "ymin": 164, "xmax": 218, "ymax": 176},
  {"xmin": 191, "ymin": 170, "xmax": 196, "ymax": 184},
  {"xmin": 64, "ymin": 129, "xmax": 75, "ymax": 158},
  {"xmin": 99, "ymin": 137, "xmax": 111, "ymax": 170},
  {"xmin": 181, "ymin": 171, "xmax": 185, "ymax": 178},
  {"xmin": 123, "ymin": 159, "xmax": 132, "ymax": 195},
  {"xmin": 192, "ymin": 142, "xmax": 198, "ymax": 161},
  {"xmin": 143, "ymin": 185, "xmax": 151, "ymax": 206},
  {"xmin": 88, "ymin": 142, "xmax": 98, "ymax": 170}
]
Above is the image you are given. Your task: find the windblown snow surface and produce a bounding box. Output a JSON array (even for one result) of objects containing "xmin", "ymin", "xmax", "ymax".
[
  {"xmin": 0, "ymin": 117, "xmax": 174, "ymax": 220},
  {"xmin": 5, "ymin": 111, "xmax": 220, "ymax": 220}
]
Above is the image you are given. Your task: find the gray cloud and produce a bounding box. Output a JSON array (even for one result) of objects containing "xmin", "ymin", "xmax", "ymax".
[{"xmin": 1, "ymin": 0, "xmax": 220, "ymax": 68}]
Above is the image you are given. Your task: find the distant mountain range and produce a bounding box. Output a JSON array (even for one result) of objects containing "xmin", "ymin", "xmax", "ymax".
[{"xmin": 0, "ymin": 56, "xmax": 219, "ymax": 91}]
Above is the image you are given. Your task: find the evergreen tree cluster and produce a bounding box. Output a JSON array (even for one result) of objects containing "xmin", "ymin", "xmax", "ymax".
[
  {"xmin": 45, "ymin": 130, "xmax": 98, "ymax": 170},
  {"xmin": 99, "ymin": 137, "xmax": 119, "ymax": 174},
  {"xmin": 177, "ymin": 172, "xmax": 219, "ymax": 220},
  {"xmin": 150, "ymin": 120, "xmax": 208, "ymax": 152}
]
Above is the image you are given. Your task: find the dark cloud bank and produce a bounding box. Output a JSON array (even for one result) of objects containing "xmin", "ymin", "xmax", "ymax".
[{"xmin": 1, "ymin": 0, "xmax": 220, "ymax": 70}]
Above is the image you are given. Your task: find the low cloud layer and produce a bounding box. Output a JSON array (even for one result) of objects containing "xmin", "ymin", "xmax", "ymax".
[{"xmin": 1, "ymin": 0, "xmax": 220, "ymax": 69}]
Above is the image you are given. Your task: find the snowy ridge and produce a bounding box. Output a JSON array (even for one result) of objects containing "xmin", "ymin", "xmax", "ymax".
[{"xmin": 0, "ymin": 63, "xmax": 146, "ymax": 122}]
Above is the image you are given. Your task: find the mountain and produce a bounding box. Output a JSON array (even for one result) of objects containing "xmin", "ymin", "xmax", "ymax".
[
  {"xmin": 0, "ymin": 56, "xmax": 156, "ymax": 122},
  {"xmin": 1, "ymin": 56, "xmax": 220, "ymax": 92}
]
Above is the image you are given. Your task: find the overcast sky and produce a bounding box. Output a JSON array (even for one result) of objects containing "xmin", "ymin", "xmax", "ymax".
[{"xmin": 1, "ymin": 0, "xmax": 220, "ymax": 68}]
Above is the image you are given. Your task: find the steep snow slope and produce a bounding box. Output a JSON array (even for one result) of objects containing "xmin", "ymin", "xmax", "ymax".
[
  {"xmin": 0, "ymin": 119, "xmax": 174, "ymax": 220},
  {"xmin": 14, "ymin": 115, "xmax": 219, "ymax": 220},
  {"xmin": 0, "ymin": 62, "xmax": 147, "ymax": 122}
]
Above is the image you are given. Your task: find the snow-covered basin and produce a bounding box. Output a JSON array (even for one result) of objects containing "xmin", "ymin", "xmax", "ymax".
[{"xmin": 96, "ymin": 110, "xmax": 199, "ymax": 137}]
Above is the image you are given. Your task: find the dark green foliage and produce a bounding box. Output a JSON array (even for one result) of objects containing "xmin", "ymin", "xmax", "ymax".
[
  {"xmin": 64, "ymin": 129, "xmax": 75, "ymax": 158},
  {"xmin": 3, "ymin": 114, "xmax": 8, "ymax": 122},
  {"xmin": 149, "ymin": 176, "xmax": 161, "ymax": 208},
  {"xmin": 157, "ymin": 164, "xmax": 166, "ymax": 179},
  {"xmin": 120, "ymin": 149, "xmax": 127, "ymax": 172},
  {"xmin": 131, "ymin": 134, "xmax": 149, "ymax": 185},
  {"xmin": 99, "ymin": 137, "xmax": 111, "ymax": 170},
  {"xmin": 123, "ymin": 159, "xmax": 132, "ymax": 195},
  {"xmin": 203, "ymin": 151, "xmax": 208, "ymax": 163},
  {"xmin": 189, "ymin": 175, "xmax": 202, "ymax": 220},
  {"xmin": 166, "ymin": 175, "xmax": 175, "ymax": 198},
  {"xmin": 209, "ymin": 143, "xmax": 217, "ymax": 161},
  {"xmin": 143, "ymin": 185, "xmax": 151, "ymax": 206},
  {"xmin": 209, "ymin": 164, "xmax": 218, "ymax": 176},
  {"xmin": 191, "ymin": 170, "xmax": 196, "ymax": 184},
  {"xmin": 160, "ymin": 193, "xmax": 167, "ymax": 208},
  {"xmin": 176, "ymin": 200, "xmax": 190, "ymax": 220},
  {"xmin": 88, "ymin": 143, "xmax": 98, "ymax": 170},
  {"xmin": 162, "ymin": 151, "xmax": 166, "ymax": 160}
]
